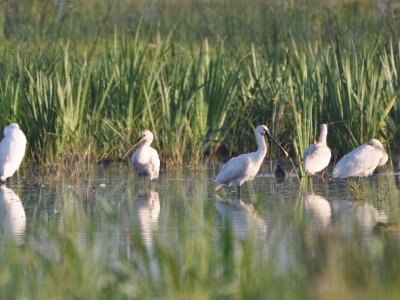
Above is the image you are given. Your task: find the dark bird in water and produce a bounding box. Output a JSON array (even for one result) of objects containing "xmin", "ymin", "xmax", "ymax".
[{"xmin": 275, "ymin": 161, "xmax": 287, "ymax": 183}]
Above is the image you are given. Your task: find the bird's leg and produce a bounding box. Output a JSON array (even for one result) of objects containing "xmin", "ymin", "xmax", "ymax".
[
  {"xmin": 237, "ymin": 186, "xmax": 241, "ymax": 198},
  {"xmin": 322, "ymin": 168, "xmax": 328, "ymax": 181}
]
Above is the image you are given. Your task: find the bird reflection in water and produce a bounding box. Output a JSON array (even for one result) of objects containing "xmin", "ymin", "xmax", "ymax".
[
  {"xmin": 124, "ymin": 190, "xmax": 160, "ymax": 279},
  {"xmin": 0, "ymin": 185, "xmax": 26, "ymax": 245},
  {"xmin": 303, "ymin": 192, "xmax": 395, "ymax": 236},
  {"xmin": 304, "ymin": 194, "xmax": 332, "ymax": 231},
  {"xmin": 134, "ymin": 190, "xmax": 160, "ymax": 249},
  {"xmin": 331, "ymin": 199, "xmax": 393, "ymax": 236},
  {"xmin": 215, "ymin": 195, "xmax": 266, "ymax": 241}
]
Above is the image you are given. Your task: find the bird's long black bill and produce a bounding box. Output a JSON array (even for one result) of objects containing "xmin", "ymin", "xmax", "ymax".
[
  {"xmin": 266, "ymin": 132, "xmax": 289, "ymax": 157},
  {"xmin": 120, "ymin": 137, "xmax": 144, "ymax": 160}
]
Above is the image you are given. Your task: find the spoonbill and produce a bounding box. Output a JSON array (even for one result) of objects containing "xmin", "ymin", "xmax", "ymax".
[
  {"xmin": 303, "ymin": 124, "xmax": 331, "ymax": 176},
  {"xmin": 121, "ymin": 130, "xmax": 160, "ymax": 180},
  {"xmin": 0, "ymin": 123, "xmax": 27, "ymax": 183},
  {"xmin": 332, "ymin": 139, "xmax": 388, "ymax": 178},
  {"xmin": 214, "ymin": 125, "xmax": 288, "ymax": 194}
]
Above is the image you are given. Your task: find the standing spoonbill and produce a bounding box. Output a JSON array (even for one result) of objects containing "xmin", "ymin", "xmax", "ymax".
[
  {"xmin": 332, "ymin": 139, "xmax": 388, "ymax": 178},
  {"xmin": 0, "ymin": 123, "xmax": 27, "ymax": 183},
  {"xmin": 214, "ymin": 125, "xmax": 288, "ymax": 194},
  {"xmin": 303, "ymin": 124, "xmax": 331, "ymax": 176},
  {"xmin": 121, "ymin": 130, "xmax": 160, "ymax": 180}
]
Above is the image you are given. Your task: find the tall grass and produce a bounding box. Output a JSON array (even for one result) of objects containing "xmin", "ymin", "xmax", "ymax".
[
  {"xmin": 0, "ymin": 35, "xmax": 399, "ymax": 166},
  {"xmin": 0, "ymin": 1, "xmax": 399, "ymax": 166}
]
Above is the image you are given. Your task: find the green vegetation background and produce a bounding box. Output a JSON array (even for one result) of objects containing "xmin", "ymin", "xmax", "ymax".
[
  {"xmin": 1, "ymin": 2, "xmax": 400, "ymax": 299},
  {"xmin": 1, "ymin": 0, "xmax": 400, "ymax": 169}
]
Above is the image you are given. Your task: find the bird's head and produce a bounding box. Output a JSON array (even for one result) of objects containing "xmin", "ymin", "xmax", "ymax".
[
  {"xmin": 256, "ymin": 125, "xmax": 288, "ymax": 157},
  {"xmin": 3, "ymin": 123, "xmax": 21, "ymax": 137},
  {"xmin": 120, "ymin": 130, "xmax": 154, "ymax": 160},
  {"xmin": 256, "ymin": 125, "xmax": 270, "ymax": 136},
  {"xmin": 368, "ymin": 139, "xmax": 384, "ymax": 150},
  {"xmin": 368, "ymin": 139, "xmax": 388, "ymax": 166},
  {"xmin": 139, "ymin": 130, "xmax": 153, "ymax": 142}
]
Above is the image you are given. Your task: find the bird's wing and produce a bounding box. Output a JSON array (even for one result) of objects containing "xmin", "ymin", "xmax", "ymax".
[
  {"xmin": 0, "ymin": 138, "xmax": 12, "ymax": 163},
  {"xmin": 303, "ymin": 144, "xmax": 317, "ymax": 161},
  {"xmin": 132, "ymin": 148, "xmax": 160, "ymax": 178},
  {"xmin": 333, "ymin": 145, "xmax": 381, "ymax": 178},
  {"xmin": 215, "ymin": 155, "xmax": 250, "ymax": 185},
  {"xmin": 131, "ymin": 152, "xmax": 147, "ymax": 175},
  {"xmin": 303, "ymin": 144, "xmax": 331, "ymax": 174},
  {"xmin": 150, "ymin": 148, "xmax": 160, "ymax": 178}
]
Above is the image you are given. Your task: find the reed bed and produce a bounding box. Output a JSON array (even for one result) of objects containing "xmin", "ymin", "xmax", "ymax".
[
  {"xmin": 0, "ymin": 36, "xmax": 399, "ymax": 168},
  {"xmin": 0, "ymin": 0, "xmax": 399, "ymax": 168}
]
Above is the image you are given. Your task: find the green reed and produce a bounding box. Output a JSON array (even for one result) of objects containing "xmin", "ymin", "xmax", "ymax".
[{"xmin": 0, "ymin": 35, "xmax": 399, "ymax": 166}]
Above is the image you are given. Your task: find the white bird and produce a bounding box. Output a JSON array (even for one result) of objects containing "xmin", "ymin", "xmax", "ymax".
[
  {"xmin": 214, "ymin": 125, "xmax": 288, "ymax": 194},
  {"xmin": 0, "ymin": 123, "xmax": 27, "ymax": 183},
  {"xmin": 0, "ymin": 185, "xmax": 26, "ymax": 245},
  {"xmin": 332, "ymin": 139, "xmax": 388, "ymax": 178},
  {"xmin": 302, "ymin": 124, "xmax": 331, "ymax": 176},
  {"xmin": 121, "ymin": 130, "xmax": 160, "ymax": 180}
]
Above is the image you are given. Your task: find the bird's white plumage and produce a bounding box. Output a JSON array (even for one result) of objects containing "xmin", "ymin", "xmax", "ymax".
[
  {"xmin": 332, "ymin": 139, "xmax": 388, "ymax": 178},
  {"xmin": 0, "ymin": 124, "xmax": 27, "ymax": 182},
  {"xmin": 0, "ymin": 185, "xmax": 26, "ymax": 244},
  {"xmin": 303, "ymin": 124, "xmax": 331, "ymax": 175},
  {"xmin": 214, "ymin": 125, "xmax": 270, "ymax": 190},
  {"xmin": 131, "ymin": 130, "xmax": 160, "ymax": 180}
]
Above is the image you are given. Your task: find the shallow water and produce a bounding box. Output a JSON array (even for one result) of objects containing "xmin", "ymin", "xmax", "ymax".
[{"xmin": 1, "ymin": 164, "xmax": 399, "ymax": 270}]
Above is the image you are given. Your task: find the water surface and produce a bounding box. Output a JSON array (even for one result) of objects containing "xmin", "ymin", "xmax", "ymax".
[{"xmin": 1, "ymin": 164, "xmax": 399, "ymax": 271}]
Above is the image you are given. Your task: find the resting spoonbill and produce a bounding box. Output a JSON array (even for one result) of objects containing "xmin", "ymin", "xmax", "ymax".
[
  {"xmin": 303, "ymin": 124, "xmax": 331, "ymax": 176},
  {"xmin": 0, "ymin": 123, "xmax": 27, "ymax": 183},
  {"xmin": 121, "ymin": 130, "xmax": 160, "ymax": 180},
  {"xmin": 214, "ymin": 125, "xmax": 288, "ymax": 194},
  {"xmin": 332, "ymin": 139, "xmax": 388, "ymax": 178}
]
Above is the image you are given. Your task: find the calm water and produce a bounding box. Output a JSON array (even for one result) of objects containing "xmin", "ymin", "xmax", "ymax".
[{"xmin": 1, "ymin": 164, "xmax": 399, "ymax": 270}]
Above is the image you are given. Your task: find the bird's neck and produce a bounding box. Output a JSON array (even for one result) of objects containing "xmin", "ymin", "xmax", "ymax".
[
  {"xmin": 255, "ymin": 133, "xmax": 267, "ymax": 160},
  {"xmin": 142, "ymin": 139, "xmax": 152, "ymax": 147},
  {"xmin": 319, "ymin": 127, "xmax": 327, "ymax": 145}
]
